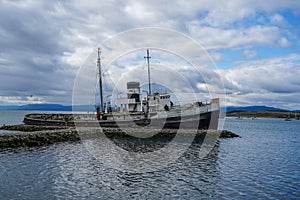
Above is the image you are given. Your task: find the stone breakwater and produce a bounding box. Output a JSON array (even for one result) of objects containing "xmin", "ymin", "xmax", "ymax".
[
  {"xmin": 0, "ymin": 125, "xmax": 239, "ymax": 148},
  {"xmin": 0, "ymin": 127, "xmax": 79, "ymax": 148}
]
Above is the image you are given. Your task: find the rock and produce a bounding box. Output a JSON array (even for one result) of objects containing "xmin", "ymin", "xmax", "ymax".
[
  {"xmin": 0, "ymin": 124, "xmax": 239, "ymax": 148},
  {"xmin": 220, "ymin": 130, "xmax": 240, "ymax": 138}
]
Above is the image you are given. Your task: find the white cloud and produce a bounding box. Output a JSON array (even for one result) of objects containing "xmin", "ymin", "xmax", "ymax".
[
  {"xmin": 221, "ymin": 54, "xmax": 300, "ymax": 109},
  {"xmin": 0, "ymin": 95, "xmax": 45, "ymax": 105},
  {"xmin": 187, "ymin": 24, "xmax": 289, "ymax": 49},
  {"xmin": 243, "ymin": 49, "xmax": 257, "ymax": 59},
  {"xmin": 278, "ymin": 37, "xmax": 290, "ymax": 47},
  {"xmin": 270, "ymin": 13, "xmax": 289, "ymax": 27},
  {"xmin": 124, "ymin": 2, "xmax": 158, "ymax": 22},
  {"xmin": 0, "ymin": 0, "xmax": 300, "ymax": 109}
]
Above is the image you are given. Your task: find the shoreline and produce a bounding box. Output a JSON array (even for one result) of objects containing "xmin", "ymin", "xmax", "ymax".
[
  {"xmin": 0, "ymin": 124, "xmax": 239, "ymax": 148},
  {"xmin": 224, "ymin": 111, "xmax": 300, "ymax": 119}
]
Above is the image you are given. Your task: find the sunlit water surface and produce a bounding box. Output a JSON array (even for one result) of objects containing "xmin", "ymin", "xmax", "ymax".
[{"xmin": 0, "ymin": 111, "xmax": 299, "ymax": 199}]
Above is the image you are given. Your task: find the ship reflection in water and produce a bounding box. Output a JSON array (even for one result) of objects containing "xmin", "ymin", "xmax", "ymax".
[
  {"xmin": 1, "ymin": 117, "xmax": 299, "ymax": 199},
  {"xmin": 0, "ymin": 136, "xmax": 220, "ymax": 199}
]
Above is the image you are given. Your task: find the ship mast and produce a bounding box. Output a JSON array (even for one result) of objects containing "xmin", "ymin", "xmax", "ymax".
[
  {"xmin": 97, "ymin": 48, "xmax": 104, "ymax": 113},
  {"xmin": 144, "ymin": 49, "xmax": 151, "ymax": 95}
]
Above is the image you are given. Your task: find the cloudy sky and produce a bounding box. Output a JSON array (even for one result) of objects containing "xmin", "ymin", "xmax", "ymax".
[{"xmin": 0, "ymin": 0, "xmax": 300, "ymax": 110}]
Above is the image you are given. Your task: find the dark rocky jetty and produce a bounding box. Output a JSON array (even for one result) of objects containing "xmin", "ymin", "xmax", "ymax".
[
  {"xmin": 0, "ymin": 124, "xmax": 239, "ymax": 148},
  {"xmin": 0, "ymin": 126, "xmax": 79, "ymax": 148}
]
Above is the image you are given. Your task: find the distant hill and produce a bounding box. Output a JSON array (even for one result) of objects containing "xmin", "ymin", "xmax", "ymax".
[
  {"xmin": 18, "ymin": 104, "xmax": 72, "ymax": 111},
  {"xmin": 221, "ymin": 106, "xmax": 288, "ymax": 114},
  {"xmin": 0, "ymin": 104, "xmax": 95, "ymax": 111},
  {"xmin": 0, "ymin": 106, "xmax": 20, "ymax": 110}
]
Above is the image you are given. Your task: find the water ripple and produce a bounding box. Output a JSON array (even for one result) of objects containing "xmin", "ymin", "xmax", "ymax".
[{"xmin": 0, "ymin": 118, "xmax": 299, "ymax": 199}]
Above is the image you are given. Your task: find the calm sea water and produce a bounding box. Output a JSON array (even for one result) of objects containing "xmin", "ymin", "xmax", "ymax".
[{"xmin": 0, "ymin": 111, "xmax": 299, "ymax": 199}]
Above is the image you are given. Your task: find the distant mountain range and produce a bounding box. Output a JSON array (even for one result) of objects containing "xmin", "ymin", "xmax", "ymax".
[
  {"xmin": 222, "ymin": 105, "xmax": 294, "ymax": 113},
  {"xmin": 0, "ymin": 104, "xmax": 95, "ymax": 111},
  {"xmin": 0, "ymin": 104, "xmax": 299, "ymax": 113}
]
